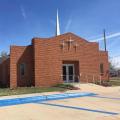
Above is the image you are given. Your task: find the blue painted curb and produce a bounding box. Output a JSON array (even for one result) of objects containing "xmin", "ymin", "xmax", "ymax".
[
  {"xmin": 92, "ymin": 95, "xmax": 120, "ymax": 100},
  {"xmin": 0, "ymin": 92, "xmax": 96, "ymax": 107},
  {"xmin": 39, "ymin": 102, "xmax": 118, "ymax": 115}
]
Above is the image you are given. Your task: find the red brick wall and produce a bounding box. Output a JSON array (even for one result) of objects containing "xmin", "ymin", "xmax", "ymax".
[
  {"xmin": 32, "ymin": 38, "xmax": 62, "ymax": 87},
  {"xmin": 32, "ymin": 33, "xmax": 108, "ymax": 87},
  {"xmin": 0, "ymin": 58, "xmax": 10, "ymax": 87},
  {"xmin": 99, "ymin": 51, "xmax": 109, "ymax": 81},
  {"xmin": 9, "ymin": 32, "xmax": 109, "ymax": 88},
  {"xmin": 10, "ymin": 45, "xmax": 34, "ymax": 88},
  {"xmin": 59, "ymin": 33, "xmax": 100, "ymax": 82}
]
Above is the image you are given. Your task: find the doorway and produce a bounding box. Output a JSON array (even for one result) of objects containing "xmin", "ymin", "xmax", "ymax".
[{"xmin": 63, "ymin": 64, "xmax": 75, "ymax": 82}]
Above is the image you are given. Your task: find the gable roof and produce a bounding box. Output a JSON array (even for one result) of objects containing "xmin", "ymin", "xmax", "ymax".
[{"xmin": 32, "ymin": 32, "xmax": 91, "ymax": 43}]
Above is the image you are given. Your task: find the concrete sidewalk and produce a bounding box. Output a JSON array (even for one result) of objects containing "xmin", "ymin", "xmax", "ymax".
[{"xmin": 0, "ymin": 84, "xmax": 120, "ymax": 120}]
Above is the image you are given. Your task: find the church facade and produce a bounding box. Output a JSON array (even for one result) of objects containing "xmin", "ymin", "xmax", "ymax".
[
  {"xmin": 0, "ymin": 32, "xmax": 109, "ymax": 88},
  {"xmin": 0, "ymin": 11, "xmax": 109, "ymax": 88}
]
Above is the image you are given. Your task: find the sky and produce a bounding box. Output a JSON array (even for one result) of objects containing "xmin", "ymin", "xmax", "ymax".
[{"xmin": 0, "ymin": 0, "xmax": 120, "ymax": 68}]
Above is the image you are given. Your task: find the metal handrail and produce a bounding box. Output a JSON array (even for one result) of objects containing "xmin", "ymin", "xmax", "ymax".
[{"xmin": 60, "ymin": 73, "xmax": 107, "ymax": 85}]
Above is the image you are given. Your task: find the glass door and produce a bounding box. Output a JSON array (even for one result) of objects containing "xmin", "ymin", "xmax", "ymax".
[
  {"xmin": 63, "ymin": 64, "xmax": 74, "ymax": 82},
  {"xmin": 68, "ymin": 65, "xmax": 74, "ymax": 82},
  {"xmin": 63, "ymin": 65, "xmax": 67, "ymax": 82}
]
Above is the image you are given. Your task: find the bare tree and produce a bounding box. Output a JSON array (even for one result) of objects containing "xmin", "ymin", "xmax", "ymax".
[
  {"xmin": 0, "ymin": 51, "xmax": 9, "ymax": 63},
  {"xmin": 109, "ymin": 61, "xmax": 115, "ymax": 70}
]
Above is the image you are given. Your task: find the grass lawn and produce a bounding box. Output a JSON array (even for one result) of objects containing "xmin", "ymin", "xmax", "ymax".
[
  {"xmin": 0, "ymin": 84, "xmax": 76, "ymax": 96},
  {"xmin": 109, "ymin": 77, "xmax": 120, "ymax": 86},
  {"xmin": 0, "ymin": 87, "xmax": 67, "ymax": 97}
]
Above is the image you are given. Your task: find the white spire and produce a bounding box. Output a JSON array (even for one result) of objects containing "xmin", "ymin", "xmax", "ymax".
[{"xmin": 56, "ymin": 9, "xmax": 60, "ymax": 36}]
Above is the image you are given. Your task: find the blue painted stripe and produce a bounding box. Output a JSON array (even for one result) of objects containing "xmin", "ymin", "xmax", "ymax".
[
  {"xmin": 92, "ymin": 95, "xmax": 120, "ymax": 100},
  {"xmin": 46, "ymin": 93, "xmax": 96, "ymax": 101},
  {"xmin": 0, "ymin": 92, "xmax": 96, "ymax": 107},
  {"xmin": 0, "ymin": 96, "xmax": 46, "ymax": 107},
  {"xmin": 39, "ymin": 102, "xmax": 118, "ymax": 115}
]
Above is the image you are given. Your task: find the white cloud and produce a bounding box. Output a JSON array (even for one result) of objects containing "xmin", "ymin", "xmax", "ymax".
[
  {"xmin": 20, "ymin": 5, "xmax": 27, "ymax": 19},
  {"xmin": 88, "ymin": 35, "xmax": 102, "ymax": 40},
  {"xmin": 110, "ymin": 56, "xmax": 120, "ymax": 69},
  {"xmin": 65, "ymin": 18, "xmax": 72, "ymax": 32},
  {"xmin": 91, "ymin": 32, "xmax": 120, "ymax": 42}
]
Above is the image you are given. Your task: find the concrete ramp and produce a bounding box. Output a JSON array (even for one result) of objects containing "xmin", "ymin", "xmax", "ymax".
[{"xmin": 72, "ymin": 83, "xmax": 120, "ymax": 94}]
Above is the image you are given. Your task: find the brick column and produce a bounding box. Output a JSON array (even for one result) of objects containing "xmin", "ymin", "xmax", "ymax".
[{"xmin": 10, "ymin": 46, "xmax": 17, "ymax": 89}]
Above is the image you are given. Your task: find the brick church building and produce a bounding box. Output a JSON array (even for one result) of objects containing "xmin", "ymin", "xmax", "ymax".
[{"xmin": 0, "ymin": 11, "xmax": 109, "ymax": 88}]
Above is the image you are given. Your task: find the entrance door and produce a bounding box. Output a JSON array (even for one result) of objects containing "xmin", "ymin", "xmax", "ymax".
[{"xmin": 63, "ymin": 64, "xmax": 74, "ymax": 82}]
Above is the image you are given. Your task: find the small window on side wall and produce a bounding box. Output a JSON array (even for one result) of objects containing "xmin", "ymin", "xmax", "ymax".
[
  {"xmin": 100, "ymin": 63, "xmax": 104, "ymax": 75},
  {"xmin": 20, "ymin": 63, "xmax": 26, "ymax": 76}
]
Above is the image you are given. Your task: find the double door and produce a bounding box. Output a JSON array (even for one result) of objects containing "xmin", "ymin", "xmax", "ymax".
[{"xmin": 63, "ymin": 64, "xmax": 75, "ymax": 82}]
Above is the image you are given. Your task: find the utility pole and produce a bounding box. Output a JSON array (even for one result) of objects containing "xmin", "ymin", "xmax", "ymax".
[{"xmin": 103, "ymin": 29, "xmax": 107, "ymax": 51}]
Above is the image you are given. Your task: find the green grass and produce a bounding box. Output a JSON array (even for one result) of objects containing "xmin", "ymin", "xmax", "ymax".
[
  {"xmin": 0, "ymin": 87, "xmax": 67, "ymax": 96},
  {"xmin": 54, "ymin": 83, "xmax": 74, "ymax": 89},
  {"xmin": 109, "ymin": 78, "xmax": 120, "ymax": 86},
  {"xmin": 95, "ymin": 77, "xmax": 120, "ymax": 87}
]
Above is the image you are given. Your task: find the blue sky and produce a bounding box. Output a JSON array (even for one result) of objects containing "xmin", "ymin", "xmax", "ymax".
[{"xmin": 0, "ymin": 0, "xmax": 120, "ymax": 67}]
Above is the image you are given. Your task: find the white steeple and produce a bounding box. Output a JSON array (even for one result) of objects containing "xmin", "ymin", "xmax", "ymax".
[{"xmin": 56, "ymin": 9, "xmax": 60, "ymax": 36}]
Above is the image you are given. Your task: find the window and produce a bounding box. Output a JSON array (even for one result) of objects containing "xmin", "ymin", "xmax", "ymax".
[
  {"xmin": 20, "ymin": 63, "xmax": 26, "ymax": 76},
  {"xmin": 100, "ymin": 63, "xmax": 104, "ymax": 75}
]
